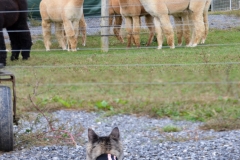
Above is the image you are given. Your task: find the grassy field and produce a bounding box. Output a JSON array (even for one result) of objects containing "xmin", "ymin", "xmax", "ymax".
[{"xmin": 4, "ymin": 27, "xmax": 240, "ymax": 131}]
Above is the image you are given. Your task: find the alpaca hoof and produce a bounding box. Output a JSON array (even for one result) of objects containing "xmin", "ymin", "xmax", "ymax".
[
  {"xmin": 201, "ymin": 39, "xmax": 205, "ymax": 44},
  {"xmin": 10, "ymin": 56, "xmax": 18, "ymax": 61},
  {"xmin": 170, "ymin": 45, "xmax": 175, "ymax": 49},
  {"xmin": 157, "ymin": 46, "xmax": 162, "ymax": 49},
  {"xmin": 22, "ymin": 57, "xmax": 29, "ymax": 60},
  {"xmin": 186, "ymin": 43, "xmax": 192, "ymax": 47},
  {"xmin": 177, "ymin": 43, "xmax": 182, "ymax": 46},
  {"xmin": 191, "ymin": 44, "xmax": 197, "ymax": 47}
]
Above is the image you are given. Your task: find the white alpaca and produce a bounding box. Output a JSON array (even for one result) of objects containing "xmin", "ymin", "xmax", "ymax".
[
  {"xmin": 40, "ymin": 0, "xmax": 85, "ymax": 51},
  {"xmin": 173, "ymin": 0, "xmax": 212, "ymax": 47},
  {"xmin": 139, "ymin": 0, "xmax": 207, "ymax": 49}
]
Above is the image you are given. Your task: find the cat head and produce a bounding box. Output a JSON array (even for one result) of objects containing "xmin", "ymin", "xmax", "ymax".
[{"xmin": 86, "ymin": 127, "xmax": 123, "ymax": 160}]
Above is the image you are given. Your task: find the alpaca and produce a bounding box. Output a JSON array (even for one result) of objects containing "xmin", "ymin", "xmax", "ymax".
[
  {"xmin": 173, "ymin": 0, "xmax": 212, "ymax": 46},
  {"xmin": 0, "ymin": 0, "xmax": 32, "ymax": 65},
  {"xmin": 118, "ymin": 0, "xmax": 155, "ymax": 47},
  {"xmin": 40, "ymin": 0, "xmax": 84, "ymax": 51},
  {"xmin": 109, "ymin": 0, "xmax": 124, "ymax": 43},
  {"xmin": 139, "ymin": 0, "xmax": 207, "ymax": 49}
]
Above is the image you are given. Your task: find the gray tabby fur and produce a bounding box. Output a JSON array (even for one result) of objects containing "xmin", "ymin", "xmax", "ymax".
[{"xmin": 86, "ymin": 127, "xmax": 124, "ymax": 160}]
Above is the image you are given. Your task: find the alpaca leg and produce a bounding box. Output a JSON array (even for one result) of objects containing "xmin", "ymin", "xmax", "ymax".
[
  {"xmin": 153, "ymin": 17, "xmax": 163, "ymax": 49},
  {"xmin": 173, "ymin": 15, "xmax": 183, "ymax": 46},
  {"xmin": 114, "ymin": 15, "xmax": 124, "ymax": 43},
  {"xmin": 7, "ymin": 23, "xmax": 32, "ymax": 60},
  {"xmin": 189, "ymin": 0, "xmax": 206, "ymax": 47},
  {"xmin": 125, "ymin": 17, "xmax": 133, "ymax": 47},
  {"xmin": 189, "ymin": 12, "xmax": 204, "ymax": 47},
  {"xmin": 109, "ymin": 5, "xmax": 117, "ymax": 42},
  {"xmin": 0, "ymin": 30, "xmax": 7, "ymax": 65},
  {"xmin": 145, "ymin": 15, "xmax": 155, "ymax": 46},
  {"xmin": 42, "ymin": 20, "xmax": 52, "ymax": 51},
  {"xmin": 132, "ymin": 16, "xmax": 141, "ymax": 48},
  {"xmin": 79, "ymin": 15, "xmax": 87, "ymax": 46},
  {"xmin": 55, "ymin": 23, "xmax": 67, "ymax": 50},
  {"xmin": 63, "ymin": 20, "xmax": 77, "ymax": 51},
  {"xmin": 7, "ymin": 28, "xmax": 21, "ymax": 60},
  {"xmin": 13, "ymin": 1, "xmax": 32, "ymax": 60},
  {"xmin": 72, "ymin": 20, "xmax": 80, "ymax": 51},
  {"xmin": 158, "ymin": 15, "xmax": 175, "ymax": 49},
  {"xmin": 19, "ymin": 28, "xmax": 32, "ymax": 60},
  {"xmin": 201, "ymin": 0, "xmax": 211, "ymax": 44},
  {"xmin": 201, "ymin": 11, "xmax": 209, "ymax": 44},
  {"xmin": 182, "ymin": 13, "xmax": 191, "ymax": 47}
]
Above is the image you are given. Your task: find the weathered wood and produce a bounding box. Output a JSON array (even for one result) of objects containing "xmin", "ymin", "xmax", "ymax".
[{"xmin": 101, "ymin": 0, "xmax": 109, "ymax": 52}]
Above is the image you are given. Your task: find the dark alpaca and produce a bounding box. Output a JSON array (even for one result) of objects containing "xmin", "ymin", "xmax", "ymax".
[{"xmin": 0, "ymin": 0, "xmax": 32, "ymax": 65}]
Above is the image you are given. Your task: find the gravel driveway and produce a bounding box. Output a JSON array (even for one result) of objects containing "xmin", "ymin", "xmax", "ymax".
[{"xmin": 0, "ymin": 110, "xmax": 240, "ymax": 160}]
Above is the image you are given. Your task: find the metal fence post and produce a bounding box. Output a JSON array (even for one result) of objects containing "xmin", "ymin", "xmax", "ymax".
[
  {"xmin": 101, "ymin": 0, "xmax": 109, "ymax": 52},
  {"xmin": 230, "ymin": 0, "xmax": 232, "ymax": 10},
  {"xmin": 211, "ymin": 0, "xmax": 214, "ymax": 11}
]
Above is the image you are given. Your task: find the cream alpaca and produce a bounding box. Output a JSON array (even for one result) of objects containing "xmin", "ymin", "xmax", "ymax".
[
  {"xmin": 40, "ymin": 0, "xmax": 85, "ymax": 51},
  {"xmin": 118, "ymin": 0, "xmax": 155, "ymax": 48},
  {"xmin": 139, "ymin": 0, "xmax": 207, "ymax": 49},
  {"xmin": 173, "ymin": 0, "xmax": 212, "ymax": 46}
]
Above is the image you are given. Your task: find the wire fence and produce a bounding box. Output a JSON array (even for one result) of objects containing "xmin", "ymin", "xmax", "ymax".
[
  {"xmin": 212, "ymin": 0, "xmax": 240, "ymax": 11},
  {"xmin": 2, "ymin": 10, "xmax": 240, "ymax": 47},
  {"xmin": 1, "ymin": 4, "xmax": 240, "ymax": 107}
]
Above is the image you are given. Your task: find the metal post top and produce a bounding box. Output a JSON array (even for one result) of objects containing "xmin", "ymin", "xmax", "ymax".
[{"xmin": 0, "ymin": 63, "xmax": 4, "ymax": 69}]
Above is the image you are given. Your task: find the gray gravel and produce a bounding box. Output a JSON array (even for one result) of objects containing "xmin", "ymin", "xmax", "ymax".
[{"xmin": 1, "ymin": 110, "xmax": 240, "ymax": 160}]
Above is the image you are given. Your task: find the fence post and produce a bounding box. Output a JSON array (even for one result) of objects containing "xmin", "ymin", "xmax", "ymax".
[
  {"xmin": 101, "ymin": 0, "xmax": 109, "ymax": 52},
  {"xmin": 230, "ymin": 0, "xmax": 232, "ymax": 10},
  {"xmin": 211, "ymin": 0, "xmax": 214, "ymax": 11}
]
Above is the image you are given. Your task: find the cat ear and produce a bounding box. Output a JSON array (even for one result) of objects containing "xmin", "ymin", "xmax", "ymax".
[
  {"xmin": 88, "ymin": 128, "xmax": 99, "ymax": 143},
  {"xmin": 109, "ymin": 127, "xmax": 120, "ymax": 140}
]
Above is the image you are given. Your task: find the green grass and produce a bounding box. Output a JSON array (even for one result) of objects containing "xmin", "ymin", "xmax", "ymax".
[
  {"xmin": 4, "ymin": 28, "xmax": 240, "ymax": 131},
  {"xmin": 162, "ymin": 125, "xmax": 181, "ymax": 132}
]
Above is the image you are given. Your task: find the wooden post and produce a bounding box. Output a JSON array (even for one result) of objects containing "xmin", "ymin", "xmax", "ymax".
[
  {"xmin": 101, "ymin": 0, "xmax": 109, "ymax": 52},
  {"xmin": 230, "ymin": 0, "xmax": 232, "ymax": 10},
  {"xmin": 211, "ymin": 0, "xmax": 214, "ymax": 11}
]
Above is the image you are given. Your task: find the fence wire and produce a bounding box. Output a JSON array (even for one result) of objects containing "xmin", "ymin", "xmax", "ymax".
[{"xmin": 1, "ymin": 5, "xmax": 240, "ymax": 94}]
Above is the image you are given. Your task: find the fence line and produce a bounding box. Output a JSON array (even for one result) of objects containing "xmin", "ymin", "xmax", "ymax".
[
  {"xmin": 2, "ymin": 42, "xmax": 240, "ymax": 53},
  {"xmin": 2, "ymin": 3, "xmax": 240, "ymax": 53},
  {"xmin": 15, "ymin": 81, "xmax": 240, "ymax": 87},
  {"xmin": 6, "ymin": 62, "xmax": 240, "ymax": 69}
]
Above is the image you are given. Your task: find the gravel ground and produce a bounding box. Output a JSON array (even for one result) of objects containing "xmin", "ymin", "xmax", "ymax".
[
  {"xmin": 1, "ymin": 110, "xmax": 240, "ymax": 160},
  {"xmin": 1, "ymin": 15, "xmax": 240, "ymax": 159},
  {"xmin": 4, "ymin": 14, "xmax": 240, "ymax": 38}
]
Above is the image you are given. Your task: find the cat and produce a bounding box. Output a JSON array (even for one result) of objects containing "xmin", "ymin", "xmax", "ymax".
[{"xmin": 86, "ymin": 127, "xmax": 124, "ymax": 160}]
